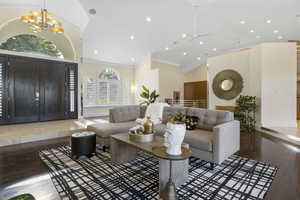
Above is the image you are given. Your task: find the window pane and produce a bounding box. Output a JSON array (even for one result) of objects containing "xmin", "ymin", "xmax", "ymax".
[
  {"xmin": 109, "ymin": 81, "xmax": 121, "ymax": 104},
  {"xmin": 0, "ymin": 34, "xmax": 64, "ymax": 59},
  {"xmin": 98, "ymin": 81, "xmax": 109, "ymax": 104},
  {"xmin": 85, "ymin": 79, "xmax": 97, "ymax": 106}
]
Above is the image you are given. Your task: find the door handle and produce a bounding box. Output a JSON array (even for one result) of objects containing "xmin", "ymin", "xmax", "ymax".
[{"xmin": 35, "ymin": 92, "xmax": 40, "ymax": 102}]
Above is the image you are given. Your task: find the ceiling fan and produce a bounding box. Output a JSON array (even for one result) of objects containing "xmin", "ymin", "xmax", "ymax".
[{"xmin": 171, "ymin": 5, "xmax": 211, "ymax": 46}]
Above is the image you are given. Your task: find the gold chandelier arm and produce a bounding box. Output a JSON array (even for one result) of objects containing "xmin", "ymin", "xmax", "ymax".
[{"xmin": 20, "ymin": 0, "xmax": 64, "ymax": 34}]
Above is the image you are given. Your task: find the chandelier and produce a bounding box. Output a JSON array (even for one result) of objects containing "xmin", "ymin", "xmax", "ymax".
[{"xmin": 20, "ymin": 0, "xmax": 64, "ymax": 34}]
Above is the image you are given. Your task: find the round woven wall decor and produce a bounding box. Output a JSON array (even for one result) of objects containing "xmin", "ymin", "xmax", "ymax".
[{"xmin": 212, "ymin": 69, "xmax": 243, "ymax": 100}]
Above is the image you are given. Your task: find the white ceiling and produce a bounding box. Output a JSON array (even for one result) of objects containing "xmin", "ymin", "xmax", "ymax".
[
  {"xmin": 80, "ymin": 0, "xmax": 300, "ymax": 71},
  {"xmin": 1, "ymin": 0, "xmax": 300, "ymax": 71}
]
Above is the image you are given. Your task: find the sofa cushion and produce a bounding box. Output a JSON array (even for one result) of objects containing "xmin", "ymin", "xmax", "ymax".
[
  {"xmin": 109, "ymin": 105, "xmax": 140, "ymax": 123},
  {"xmin": 140, "ymin": 105, "xmax": 147, "ymax": 118},
  {"xmin": 162, "ymin": 107, "xmax": 187, "ymax": 124},
  {"xmin": 184, "ymin": 130, "xmax": 213, "ymax": 152},
  {"xmin": 87, "ymin": 121, "xmax": 137, "ymax": 138},
  {"xmin": 154, "ymin": 124, "xmax": 167, "ymax": 136},
  {"xmin": 186, "ymin": 108, "xmax": 234, "ymax": 130}
]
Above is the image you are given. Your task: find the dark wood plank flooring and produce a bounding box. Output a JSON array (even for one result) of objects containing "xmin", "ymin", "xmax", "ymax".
[{"xmin": 0, "ymin": 133, "xmax": 299, "ymax": 200}]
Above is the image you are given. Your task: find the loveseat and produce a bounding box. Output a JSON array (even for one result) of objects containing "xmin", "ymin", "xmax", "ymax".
[{"xmin": 87, "ymin": 105, "xmax": 240, "ymax": 166}]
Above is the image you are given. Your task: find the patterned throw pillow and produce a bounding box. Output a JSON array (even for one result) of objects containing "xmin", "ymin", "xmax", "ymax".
[{"xmin": 185, "ymin": 116, "xmax": 198, "ymax": 130}]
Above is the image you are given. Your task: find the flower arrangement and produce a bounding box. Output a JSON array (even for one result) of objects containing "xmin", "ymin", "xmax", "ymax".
[
  {"xmin": 168, "ymin": 112, "xmax": 186, "ymax": 124},
  {"xmin": 168, "ymin": 112, "xmax": 198, "ymax": 130},
  {"xmin": 185, "ymin": 116, "xmax": 198, "ymax": 130}
]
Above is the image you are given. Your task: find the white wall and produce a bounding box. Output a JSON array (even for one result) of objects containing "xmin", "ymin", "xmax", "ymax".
[
  {"xmin": 249, "ymin": 45, "xmax": 262, "ymax": 126},
  {"xmin": 207, "ymin": 49, "xmax": 251, "ymax": 109},
  {"xmin": 152, "ymin": 60, "xmax": 184, "ymax": 101},
  {"xmin": 260, "ymin": 43, "xmax": 297, "ymax": 127},
  {"xmin": 135, "ymin": 56, "xmax": 159, "ymax": 104},
  {"xmin": 207, "ymin": 43, "xmax": 297, "ymax": 128},
  {"xmin": 183, "ymin": 64, "xmax": 208, "ymax": 82}
]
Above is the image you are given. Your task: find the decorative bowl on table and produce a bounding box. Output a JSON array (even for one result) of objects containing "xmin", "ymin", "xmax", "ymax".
[{"xmin": 128, "ymin": 132, "xmax": 155, "ymax": 143}]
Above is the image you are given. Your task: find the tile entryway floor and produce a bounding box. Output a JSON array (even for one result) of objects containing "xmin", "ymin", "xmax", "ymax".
[{"xmin": 0, "ymin": 119, "xmax": 90, "ymax": 147}]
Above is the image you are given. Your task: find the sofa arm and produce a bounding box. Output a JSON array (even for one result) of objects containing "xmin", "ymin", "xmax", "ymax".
[{"xmin": 212, "ymin": 120, "xmax": 240, "ymax": 164}]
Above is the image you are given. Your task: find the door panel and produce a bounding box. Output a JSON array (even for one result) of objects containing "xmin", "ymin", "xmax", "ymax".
[
  {"xmin": 8, "ymin": 57, "xmax": 39, "ymax": 123},
  {"xmin": 184, "ymin": 81, "xmax": 208, "ymax": 108},
  {"xmin": 39, "ymin": 61, "xmax": 67, "ymax": 121}
]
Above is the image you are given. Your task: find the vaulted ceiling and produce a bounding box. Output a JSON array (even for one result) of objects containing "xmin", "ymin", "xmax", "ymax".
[
  {"xmin": 1, "ymin": 0, "xmax": 300, "ymax": 71},
  {"xmin": 80, "ymin": 0, "xmax": 300, "ymax": 71}
]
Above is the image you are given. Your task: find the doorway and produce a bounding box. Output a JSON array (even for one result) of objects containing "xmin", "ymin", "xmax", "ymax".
[{"xmin": 184, "ymin": 81, "xmax": 208, "ymax": 108}]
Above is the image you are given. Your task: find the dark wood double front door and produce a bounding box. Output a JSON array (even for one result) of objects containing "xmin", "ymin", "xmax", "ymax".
[{"xmin": 0, "ymin": 54, "xmax": 78, "ymax": 125}]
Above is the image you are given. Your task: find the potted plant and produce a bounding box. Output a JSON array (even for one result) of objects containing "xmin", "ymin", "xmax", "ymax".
[
  {"xmin": 140, "ymin": 85, "xmax": 160, "ymax": 105},
  {"xmin": 235, "ymin": 95, "xmax": 257, "ymax": 134},
  {"xmin": 164, "ymin": 113, "xmax": 187, "ymax": 155}
]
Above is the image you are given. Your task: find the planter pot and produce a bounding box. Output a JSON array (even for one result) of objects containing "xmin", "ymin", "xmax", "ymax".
[{"xmin": 164, "ymin": 122, "xmax": 186, "ymax": 155}]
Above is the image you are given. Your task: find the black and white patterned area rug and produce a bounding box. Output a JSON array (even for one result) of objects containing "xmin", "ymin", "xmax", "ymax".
[{"xmin": 39, "ymin": 146, "xmax": 277, "ymax": 200}]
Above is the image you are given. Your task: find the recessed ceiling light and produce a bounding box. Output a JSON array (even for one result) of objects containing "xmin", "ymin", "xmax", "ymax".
[
  {"xmin": 199, "ymin": 41, "xmax": 204, "ymax": 45},
  {"xmin": 131, "ymin": 57, "xmax": 135, "ymax": 62},
  {"xmin": 250, "ymin": 30, "xmax": 254, "ymax": 33},
  {"xmin": 212, "ymin": 48, "xmax": 217, "ymax": 51},
  {"xmin": 240, "ymin": 20, "xmax": 246, "ymax": 24},
  {"xmin": 183, "ymin": 52, "xmax": 187, "ymax": 56},
  {"xmin": 182, "ymin": 33, "xmax": 187, "ymax": 38},
  {"xmin": 146, "ymin": 17, "xmax": 151, "ymax": 22},
  {"xmin": 197, "ymin": 57, "xmax": 201, "ymax": 60},
  {"xmin": 94, "ymin": 50, "xmax": 98, "ymax": 55},
  {"xmin": 165, "ymin": 47, "xmax": 169, "ymax": 51},
  {"xmin": 278, "ymin": 36, "xmax": 283, "ymax": 40},
  {"xmin": 266, "ymin": 19, "xmax": 272, "ymax": 24},
  {"xmin": 273, "ymin": 30, "xmax": 279, "ymax": 34},
  {"xmin": 130, "ymin": 35, "xmax": 135, "ymax": 40},
  {"xmin": 256, "ymin": 35, "xmax": 261, "ymax": 39}
]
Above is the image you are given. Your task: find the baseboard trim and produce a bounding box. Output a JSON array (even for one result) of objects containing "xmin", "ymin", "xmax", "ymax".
[{"xmin": 262, "ymin": 121, "xmax": 298, "ymax": 128}]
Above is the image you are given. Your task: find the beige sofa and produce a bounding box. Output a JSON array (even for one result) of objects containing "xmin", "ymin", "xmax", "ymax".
[{"xmin": 87, "ymin": 105, "xmax": 240, "ymax": 167}]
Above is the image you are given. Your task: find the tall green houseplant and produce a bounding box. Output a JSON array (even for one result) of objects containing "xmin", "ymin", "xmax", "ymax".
[
  {"xmin": 140, "ymin": 85, "xmax": 160, "ymax": 105},
  {"xmin": 235, "ymin": 95, "xmax": 257, "ymax": 133}
]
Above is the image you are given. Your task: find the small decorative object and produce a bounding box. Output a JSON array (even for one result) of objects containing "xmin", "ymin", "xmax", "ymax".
[
  {"xmin": 185, "ymin": 116, "xmax": 198, "ymax": 130},
  {"xmin": 164, "ymin": 113, "xmax": 187, "ymax": 155},
  {"xmin": 235, "ymin": 95, "xmax": 257, "ymax": 133},
  {"xmin": 129, "ymin": 118, "xmax": 155, "ymax": 143},
  {"xmin": 140, "ymin": 85, "xmax": 160, "ymax": 105},
  {"xmin": 212, "ymin": 69, "xmax": 243, "ymax": 100},
  {"xmin": 144, "ymin": 116, "xmax": 154, "ymax": 134}
]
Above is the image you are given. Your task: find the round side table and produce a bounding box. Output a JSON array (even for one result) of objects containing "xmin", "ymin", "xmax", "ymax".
[{"xmin": 71, "ymin": 131, "xmax": 96, "ymax": 159}]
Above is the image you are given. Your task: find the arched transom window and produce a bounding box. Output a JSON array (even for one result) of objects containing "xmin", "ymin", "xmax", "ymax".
[
  {"xmin": 85, "ymin": 68, "xmax": 124, "ymax": 106},
  {"xmin": 0, "ymin": 34, "xmax": 64, "ymax": 59}
]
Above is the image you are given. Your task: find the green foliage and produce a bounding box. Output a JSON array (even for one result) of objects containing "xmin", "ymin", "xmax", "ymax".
[
  {"xmin": 139, "ymin": 85, "xmax": 159, "ymax": 105},
  {"xmin": 0, "ymin": 34, "xmax": 64, "ymax": 58},
  {"xmin": 235, "ymin": 95, "xmax": 257, "ymax": 133}
]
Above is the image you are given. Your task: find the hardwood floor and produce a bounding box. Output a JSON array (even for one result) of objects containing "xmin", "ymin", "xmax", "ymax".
[{"xmin": 0, "ymin": 132, "xmax": 299, "ymax": 200}]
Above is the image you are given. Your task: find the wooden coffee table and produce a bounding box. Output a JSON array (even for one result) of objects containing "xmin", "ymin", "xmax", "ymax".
[{"xmin": 110, "ymin": 133, "xmax": 192, "ymax": 197}]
